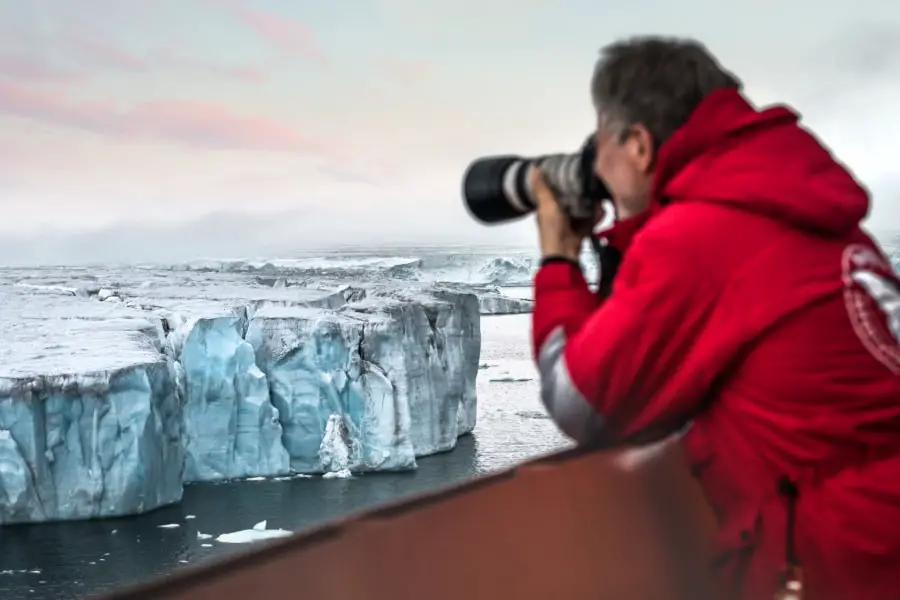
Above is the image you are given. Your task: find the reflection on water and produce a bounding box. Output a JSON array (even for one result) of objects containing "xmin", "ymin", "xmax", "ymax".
[{"xmin": 0, "ymin": 314, "xmax": 570, "ymax": 600}]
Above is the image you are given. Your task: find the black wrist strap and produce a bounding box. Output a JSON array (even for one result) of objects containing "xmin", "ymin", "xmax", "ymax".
[{"xmin": 539, "ymin": 255, "xmax": 581, "ymax": 269}]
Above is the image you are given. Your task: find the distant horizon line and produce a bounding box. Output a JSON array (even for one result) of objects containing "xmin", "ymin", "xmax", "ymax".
[
  {"xmin": 0, "ymin": 243, "xmax": 541, "ymax": 269},
  {"xmin": 0, "ymin": 231, "xmax": 894, "ymax": 269}
]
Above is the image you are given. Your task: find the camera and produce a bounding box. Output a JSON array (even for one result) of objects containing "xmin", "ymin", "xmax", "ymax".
[{"xmin": 461, "ymin": 134, "xmax": 610, "ymax": 224}]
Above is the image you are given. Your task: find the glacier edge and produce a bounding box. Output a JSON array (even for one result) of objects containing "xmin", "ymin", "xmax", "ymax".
[{"xmin": 0, "ymin": 281, "xmax": 481, "ymax": 524}]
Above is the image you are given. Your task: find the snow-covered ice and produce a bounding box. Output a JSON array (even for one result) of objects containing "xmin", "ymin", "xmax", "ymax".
[
  {"xmin": 215, "ymin": 519, "xmax": 292, "ymax": 544},
  {"xmin": 0, "ymin": 262, "xmax": 485, "ymax": 524},
  {"xmin": 155, "ymin": 298, "xmax": 291, "ymax": 482},
  {"xmin": 245, "ymin": 285, "xmax": 480, "ymax": 472},
  {"xmin": 172, "ymin": 252, "xmax": 539, "ymax": 288},
  {"xmin": 365, "ymin": 287, "xmax": 480, "ymax": 439},
  {"xmin": 473, "ymin": 288, "xmax": 533, "ymax": 315},
  {"xmin": 0, "ymin": 288, "xmax": 183, "ymax": 524}
]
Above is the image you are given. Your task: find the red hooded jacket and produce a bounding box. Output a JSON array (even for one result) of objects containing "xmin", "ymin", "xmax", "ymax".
[{"xmin": 531, "ymin": 88, "xmax": 900, "ymax": 599}]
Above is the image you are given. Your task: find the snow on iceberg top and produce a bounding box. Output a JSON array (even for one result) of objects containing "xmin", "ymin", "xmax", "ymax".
[
  {"xmin": 0, "ymin": 286, "xmax": 165, "ymax": 380},
  {"xmin": 249, "ymin": 304, "xmax": 350, "ymax": 321},
  {"xmin": 0, "ymin": 256, "xmax": 491, "ymax": 383},
  {"xmin": 117, "ymin": 281, "xmax": 343, "ymax": 305}
]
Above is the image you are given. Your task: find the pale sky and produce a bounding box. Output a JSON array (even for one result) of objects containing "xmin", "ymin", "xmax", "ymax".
[{"xmin": 1, "ymin": 0, "xmax": 898, "ymax": 264}]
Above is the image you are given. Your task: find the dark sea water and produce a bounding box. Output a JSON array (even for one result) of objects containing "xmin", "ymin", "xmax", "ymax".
[{"xmin": 0, "ymin": 313, "xmax": 569, "ymax": 600}]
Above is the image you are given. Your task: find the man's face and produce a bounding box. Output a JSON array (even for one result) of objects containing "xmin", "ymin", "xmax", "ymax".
[{"xmin": 593, "ymin": 119, "xmax": 655, "ymax": 221}]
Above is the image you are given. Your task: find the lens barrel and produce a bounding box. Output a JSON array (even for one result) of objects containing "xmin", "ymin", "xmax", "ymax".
[
  {"xmin": 461, "ymin": 156, "xmax": 536, "ymax": 224},
  {"xmin": 461, "ymin": 134, "xmax": 609, "ymax": 225}
]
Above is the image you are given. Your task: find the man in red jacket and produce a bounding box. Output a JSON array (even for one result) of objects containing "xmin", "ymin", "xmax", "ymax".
[{"xmin": 531, "ymin": 36, "xmax": 900, "ymax": 599}]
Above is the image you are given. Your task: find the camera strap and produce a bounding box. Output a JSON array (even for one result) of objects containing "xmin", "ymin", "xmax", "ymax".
[{"xmin": 590, "ymin": 236, "xmax": 622, "ymax": 300}]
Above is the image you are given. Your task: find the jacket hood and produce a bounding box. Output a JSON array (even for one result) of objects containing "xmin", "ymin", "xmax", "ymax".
[{"xmin": 651, "ymin": 88, "xmax": 870, "ymax": 236}]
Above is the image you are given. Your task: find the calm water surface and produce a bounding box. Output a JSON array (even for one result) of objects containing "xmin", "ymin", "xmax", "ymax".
[{"xmin": 0, "ymin": 313, "xmax": 569, "ymax": 599}]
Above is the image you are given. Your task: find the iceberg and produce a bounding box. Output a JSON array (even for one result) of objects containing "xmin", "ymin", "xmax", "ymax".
[
  {"xmin": 366, "ymin": 288, "xmax": 480, "ymax": 437},
  {"xmin": 380, "ymin": 282, "xmax": 531, "ymax": 316},
  {"xmin": 472, "ymin": 289, "xmax": 533, "ymax": 315},
  {"xmin": 170, "ymin": 251, "xmax": 541, "ymax": 287},
  {"xmin": 0, "ymin": 289, "xmax": 183, "ymax": 524},
  {"xmin": 247, "ymin": 304, "xmax": 416, "ymax": 473},
  {"xmin": 246, "ymin": 287, "xmax": 481, "ymax": 473},
  {"xmin": 154, "ymin": 299, "xmax": 291, "ymax": 482},
  {"xmin": 215, "ymin": 519, "xmax": 293, "ymax": 544},
  {"xmin": 0, "ymin": 270, "xmax": 481, "ymax": 523}
]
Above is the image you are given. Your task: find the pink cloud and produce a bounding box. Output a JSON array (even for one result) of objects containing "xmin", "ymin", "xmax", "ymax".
[
  {"xmin": 127, "ymin": 100, "xmax": 316, "ymax": 152},
  {"xmin": 0, "ymin": 81, "xmax": 329, "ymax": 155},
  {"xmin": 64, "ymin": 31, "xmax": 150, "ymax": 71},
  {"xmin": 225, "ymin": 65, "xmax": 268, "ymax": 83},
  {"xmin": 52, "ymin": 28, "xmax": 267, "ymax": 82},
  {"xmin": 0, "ymin": 133, "xmax": 88, "ymax": 189},
  {"xmin": 380, "ymin": 58, "xmax": 433, "ymax": 84},
  {"xmin": 153, "ymin": 50, "xmax": 268, "ymax": 83},
  {"xmin": 214, "ymin": 1, "xmax": 327, "ymax": 63},
  {"xmin": 0, "ymin": 53, "xmax": 81, "ymax": 83},
  {"xmin": 0, "ymin": 83, "xmax": 109, "ymax": 130}
]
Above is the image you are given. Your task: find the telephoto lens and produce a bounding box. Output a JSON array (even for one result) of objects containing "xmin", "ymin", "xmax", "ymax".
[
  {"xmin": 461, "ymin": 135, "xmax": 610, "ymax": 224},
  {"xmin": 461, "ymin": 155, "xmax": 538, "ymax": 223}
]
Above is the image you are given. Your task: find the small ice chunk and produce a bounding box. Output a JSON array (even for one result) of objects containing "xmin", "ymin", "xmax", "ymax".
[
  {"xmin": 215, "ymin": 521, "xmax": 292, "ymax": 544},
  {"xmin": 158, "ymin": 523, "xmax": 180, "ymax": 529},
  {"xmin": 197, "ymin": 532, "xmax": 212, "ymax": 540},
  {"xmin": 215, "ymin": 529, "xmax": 292, "ymax": 544},
  {"xmin": 274, "ymin": 473, "xmax": 313, "ymax": 481},
  {"xmin": 322, "ymin": 468, "xmax": 352, "ymax": 479},
  {"xmin": 185, "ymin": 515, "xmax": 196, "ymax": 520}
]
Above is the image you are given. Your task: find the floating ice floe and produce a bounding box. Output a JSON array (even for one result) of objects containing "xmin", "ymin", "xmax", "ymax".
[{"xmin": 215, "ymin": 520, "xmax": 292, "ymax": 544}]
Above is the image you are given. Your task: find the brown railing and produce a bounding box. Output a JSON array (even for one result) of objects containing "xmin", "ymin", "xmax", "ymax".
[{"xmin": 98, "ymin": 442, "xmax": 720, "ymax": 600}]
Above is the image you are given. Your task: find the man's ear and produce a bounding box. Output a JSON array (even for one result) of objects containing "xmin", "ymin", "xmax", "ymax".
[{"xmin": 627, "ymin": 124, "xmax": 655, "ymax": 173}]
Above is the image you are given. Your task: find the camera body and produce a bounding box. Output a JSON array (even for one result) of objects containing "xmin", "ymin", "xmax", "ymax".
[{"xmin": 461, "ymin": 135, "xmax": 610, "ymax": 224}]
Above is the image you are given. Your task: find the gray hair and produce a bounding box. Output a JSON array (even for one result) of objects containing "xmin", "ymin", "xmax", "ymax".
[{"xmin": 590, "ymin": 36, "xmax": 741, "ymax": 147}]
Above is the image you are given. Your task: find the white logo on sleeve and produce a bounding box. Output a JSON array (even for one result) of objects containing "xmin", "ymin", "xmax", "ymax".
[{"xmin": 843, "ymin": 244, "xmax": 900, "ymax": 373}]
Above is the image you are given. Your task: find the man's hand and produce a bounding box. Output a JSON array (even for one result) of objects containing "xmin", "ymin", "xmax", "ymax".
[{"xmin": 530, "ymin": 167, "xmax": 599, "ymax": 261}]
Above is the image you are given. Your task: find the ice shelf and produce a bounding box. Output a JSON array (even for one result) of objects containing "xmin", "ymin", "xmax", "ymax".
[{"xmin": 0, "ymin": 271, "xmax": 481, "ymax": 524}]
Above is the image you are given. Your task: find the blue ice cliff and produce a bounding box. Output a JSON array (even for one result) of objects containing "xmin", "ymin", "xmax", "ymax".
[{"xmin": 0, "ymin": 271, "xmax": 480, "ymax": 524}]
